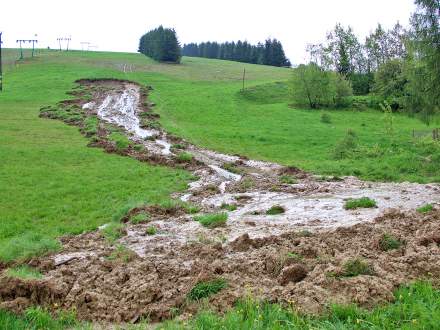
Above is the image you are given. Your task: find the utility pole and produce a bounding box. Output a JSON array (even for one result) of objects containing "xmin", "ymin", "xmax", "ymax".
[
  {"xmin": 65, "ymin": 37, "xmax": 71, "ymax": 51},
  {"xmin": 57, "ymin": 37, "xmax": 62, "ymax": 51},
  {"xmin": 16, "ymin": 40, "xmax": 24, "ymax": 60},
  {"xmin": 242, "ymin": 68, "xmax": 246, "ymax": 92},
  {"xmin": 0, "ymin": 32, "xmax": 3, "ymax": 92}
]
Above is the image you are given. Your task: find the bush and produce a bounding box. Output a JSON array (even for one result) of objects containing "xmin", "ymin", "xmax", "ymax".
[
  {"xmin": 332, "ymin": 129, "xmax": 358, "ymax": 159},
  {"xmin": 194, "ymin": 213, "xmax": 228, "ymax": 228},
  {"xmin": 187, "ymin": 278, "xmax": 227, "ymax": 301},
  {"xmin": 344, "ymin": 197, "xmax": 377, "ymax": 210}
]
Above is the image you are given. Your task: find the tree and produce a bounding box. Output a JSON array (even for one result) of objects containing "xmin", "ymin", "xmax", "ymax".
[
  {"xmin": 404, "ymin": 0, "xmax": 440, "ymax": 124},
  {"xmin": 290, "ymin": 63, "xmax": 335, "ymax": 108},
  {"xmin": 138, "ymin": 26, "xmax": 181, "ymax": 63},
  {"xmin": 373, "ymin": 59, "xmax": 407, "ymax": 110}
]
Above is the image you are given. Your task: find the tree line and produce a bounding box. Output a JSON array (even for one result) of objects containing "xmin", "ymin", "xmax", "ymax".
[
  {"xmin": 138, "ymin": 26, "xmax": 181, "ymax": 63},
  {"xmin": 291, "ymin": 0, "xmax": 439, "ymax": 124},
  {"xmin": 182, "ymin": 39, "xmax": 291, "ymax": 67}
]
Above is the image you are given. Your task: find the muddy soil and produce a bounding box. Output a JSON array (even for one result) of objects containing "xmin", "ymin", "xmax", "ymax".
[{"xmin": 2, "ymin": 79, "xmax": 440, "ymax": 325}]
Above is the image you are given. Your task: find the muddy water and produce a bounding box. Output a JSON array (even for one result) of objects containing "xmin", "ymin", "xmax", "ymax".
[{"xmin": 81, "ymin": 82, "xmax": 440, "ymax": 258}]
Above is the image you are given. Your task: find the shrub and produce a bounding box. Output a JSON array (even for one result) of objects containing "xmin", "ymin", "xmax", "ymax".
[
  {"xmin": 320, "ymin": 112, "xmax": 332, "ymax": 124},
  {"xmin": 194, "ymin": 213, "xmax": 228, "ymax": 228},
  {"xmin": 417, "ymin": 204, "xmax": 433, "ymax": 213},
  {"xmin": 332, "ymin": 129, "xmax": 357, "ymax": 159},
  {"xmin": 342, "ymin": 258, "xmax": 374, "ymax": 277},
  {"xmin": 266, "ymin": 205, "xmax": 286, "ymax": 215},
  {"xmin": 379, "ymin": 234, "xmax": 403, "ymax": 251},
  {"xmin": 344, "ymin": 197, "xmax": 377, "ymax": 210},
  {"xmin": 188, "ymin": 278, "xmax": 227, "ymax": 301}
]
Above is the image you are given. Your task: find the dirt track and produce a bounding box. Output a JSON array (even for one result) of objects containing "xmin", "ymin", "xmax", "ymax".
[{"xmin": 1, "ymin": 79, "xmax": 439, "ymax": 324}]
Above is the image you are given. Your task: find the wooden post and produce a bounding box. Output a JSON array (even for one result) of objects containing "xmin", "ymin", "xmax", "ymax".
[{"xmin": 242, "ymin": 68, "xmax": 246, "ymax": 92}]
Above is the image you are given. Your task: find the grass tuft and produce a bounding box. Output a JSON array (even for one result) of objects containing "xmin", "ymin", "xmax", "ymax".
[
  {"xmin": 177, "ymin": 152, "xmax": 193, "ymax": 163},
  {"xmin": 279, "ymin": 175, "xmax": 297, "ymax": 184},
  {"xmin": 130, "ymin": 211, "xmax": 151, "ymax": 224},
  {"xmin": 194, "ymin": 213, "xmax": 228, "ymax": 228},
  {"xmin": 6, "ymin": 265, "xmax": 43, "ymax": 280},
  {"xmin": 342, "ymin": 258, "xmax": 374, "ymax": 277},
  {"xmin": 221, "ymin": 203, "xmax": 238, "ymax": 211},
  {"xmin": 188, "ymin": 278, "xmax": 227, "ymax": 301},
  {"xmin": 145, "ymin": 226, "xmax": 157, "ymax": 235},
  {"xmin": 266, "ymin": 205, "xmax": 286, "ymax": 215},
  {"xmin": 344, "ymin": 197, "xmax": 377, "ymax": 210},
  {"xmin": 101, "ymin": 222, "xmax": 125, "ymax": 243},
  {"xmin": 417, "ymin": 204, "xmax": 433, "ymax": 213},
  {"xmin": 379, "ymin": 234, "xmax": 403, "ymax": 251}
]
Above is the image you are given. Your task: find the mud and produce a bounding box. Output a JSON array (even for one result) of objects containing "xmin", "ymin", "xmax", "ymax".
[{"xmin": 3, "ymin": 79, "xmax": 440, "ymax": 325}]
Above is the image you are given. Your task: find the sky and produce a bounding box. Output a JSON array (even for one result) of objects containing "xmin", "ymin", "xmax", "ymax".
[{"xmin": 0, "ymin": 0, "xmax": 415, "ymax": 64}]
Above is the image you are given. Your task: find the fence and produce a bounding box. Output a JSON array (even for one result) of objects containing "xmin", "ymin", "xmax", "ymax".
[{"xmin": 412, "ymin": 128, "xmax": 439, "ymax": 140}]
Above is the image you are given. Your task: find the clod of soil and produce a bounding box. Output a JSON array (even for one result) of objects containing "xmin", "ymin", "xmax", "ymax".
[{"xmin": 278, "ymin": 264, "xmax": 308, "ymax": 285}]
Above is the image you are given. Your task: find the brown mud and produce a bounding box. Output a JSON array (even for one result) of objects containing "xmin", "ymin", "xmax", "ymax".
[{"xmin": 2, "ymin": 79, "xmax": 440, "ymax": 325}]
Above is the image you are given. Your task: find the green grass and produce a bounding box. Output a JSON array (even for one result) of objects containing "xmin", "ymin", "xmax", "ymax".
[
  {"xmin": 279, "ymin": 175, "xmax": 297, "ymax": 184},
  {"xmin": 379, "ymin": 234, "xmax": 404, "ymax": 251},
  {"xmin": 5, "ymin": 265, "xmax": 43, "ymax": 280},
  {"xmin": 266, "ymin": 205, "xmax": 286, "ymax": 215},
  {"xmin": 344, "ymin": 197, "xmax": 377, "ymax": 210},
  {"xmin": 162, "ymin": 281, "xmax": 440, "ymax": 329},
  {"xmin": 177, "ymin": 152, "xmax": 193, "ymax": 163},
  {"xmin": 145, "ymin": 226, "xmax": 157, "ymax": 235},
  {"xmin": 341, "ymin": 258, "xmax": 375, "ymax": 277},
  {"xmin": 417, "ymin": 204, "xmax": 434, "ymax": 213},
  {"xmin": 108, "ymin": 132, "xmax": 130, "ymax": 150},
  {"xmin": 130, "ymin": 211, "xmax": 151, "ymax": 224},
  {"xmin": 101, "ymin": 222, "xmax": 125, "ymax": 243},
  {"xmin": 187, "ymin": 278, "xmax": 227, "ymax": 301},
  {"xmin": 194, "ymin": 213, "xmax": 228, "ymax": 228},
  {"xmin": 221, "ymin": 203, "xmax": 238, "ymax": 211}
]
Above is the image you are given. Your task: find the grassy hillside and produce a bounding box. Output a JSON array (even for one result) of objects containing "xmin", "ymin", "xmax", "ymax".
[{"xmin": 0, "ymin": 49, "xmax": 438, "ymax": 261}]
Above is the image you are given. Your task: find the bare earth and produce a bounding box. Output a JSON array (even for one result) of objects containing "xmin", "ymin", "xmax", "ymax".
[{"xmin": 1, "ymin": 80, "xmax": 439, "ymax": 324}]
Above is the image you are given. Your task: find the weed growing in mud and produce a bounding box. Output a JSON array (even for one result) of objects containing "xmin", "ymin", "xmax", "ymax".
[
  {"xmin": 287, "ymin": 252, "xmax": 304, "ymax": 262},
  {"xmin": 109, "ymin": 132, "xmax": 130, "ymax": 150},
  {"xmin": 107, "ymin": 244, "xmax": 135, "ymax": 263},
  {"xmin": 266, "ymin": 205, "xmax": 286, "ymax": 215},
  {"xmin": 183, "ymin": 203, "xmax": 201, "ymax": 214},
  {"xmin": 5, "ymin": 265, "xmax": 43, "ymax": 280},
  {"xmin": 344, "ymin": 197, "xmax": 377, "ymax": 210},
  {"xmin": 130, "ymin": 211, "xmax": 151, "ymax": 224},
  {"xmin": 194, "ymin": 213, "xmax": 228, "ymax": 228},
  {"xmin": 177, "ymin": 152, "xmax": 193, "ymax": 163},
  {"xmin": 101, "ymin": 222, "xmax": 126, "ymax": 243},
  {"xmin": 379, "ymin": 234, "xmax": 403, "ymax": 251},
  {"xmin": 221, "ymin": 203, "xmax": 238, "ymax": 211},
  {"xmin": 341, "ymin": 258, "xmax": 374, "ymax": 277},
  {"xmin": 279, "ymin": 175, "xmax": 297, "ymax": 184},
  {"xmin": 417, "ymin": 204, "xmax": 434, "ymax": 213},
  {"xmin": 222, "ymin": 162, "xmax": 243, "ymax": 174},
  {"xmin": 239, "ymin": 177, "xmax": 255, "ymax": 191},
  {"xmin": 188, "ymin": 278, "xmax": 227, "ymax": 301},
  {"xmin": 145, "ymin": 226, "xmax": 157, "ymax": 235}
]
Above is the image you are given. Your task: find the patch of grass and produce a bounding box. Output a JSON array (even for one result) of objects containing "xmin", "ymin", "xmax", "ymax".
[
  {"xmin": 5, "ymin": 265, "xmax": 43, "ymax": 280},
  {"xmin": 187, "ymin": 278, "xmax": 227, "ymax": 301},
  {"xmin": 109, "ymin": 132, "xmax": 130, "ymax": 150},
  {"xmin": 221, "ymin": 203, "xmax": 238, "ymax": 211},
  {"xmin": 101, "ymin": 222, "xmax": 125, "ymax": 243},
  {"xmin": 133, "ymin": 144, "xmax": 144, "ymax": 152},
  {"xmin": 417, "ymin": 203, "xmax": 434, "ymax": 213},
  {"xmin": 342, "ymin": 258, "xmax": 374, "ymax": 277},
  {"xmin": 177, "ymin": 152, "xmax": 193, "ymax": 163},
  {"xmin": 279, "ymin": 175, "xmax": 297, "ymax": 184},
  {"xmin": 240, "ymin": 81, "xmax": 289, "ymax": 104},
  {"xmin": 222, "ymin": 162, "xmax": 243, "ymax": 175},
  {"xmin": 145, "ymin": 226, "xmax": 157, "ymax": 235},
  {"xmin": 320, "ymin": 112, "xmax": 332, "ymax": 124},
  {"xmin": 172, "ymin": 143, "xmax": 185, "ymax": 150},
  {"xmin": 130, "ymin": 211, "xmax": 151, "ymax": 224},
  {"xmin": 286, "ymin": 252, "xmax": 304, "ymax": 262},
  {"xmin": 332, "ymin": 129, "xmax": 358, "ymax": 160},
  {"xmin": 83, "ymin": 116, "xmax": 98, "ymax": 136},
  {"xmin": 183, "ymin": 203, "xmax": 201, "ymax": 214},
  {"xmin": 266, "ymin": 205, "xmax": 286, "ymax": 215},
  {"xmin": 344, "ymin": 197, "xmax": 377, "ymax": 210},
  {"xmin": 106, "ymin": 244, "xmax": 135, "ymax": 263},
  {"xmin": 162, "ymin": 281, "xmax": 440, "ymax": 329},
  {"xmin": 299, "ymin": 230, "xmax": 313, "ymax": 237},
  {"xmin": 194, "ymin": 213, "xmax": 228, "ymax": 228},
  {"xmin": 379, "ymin": 234, "xmax": 403, "ymax": 251}
]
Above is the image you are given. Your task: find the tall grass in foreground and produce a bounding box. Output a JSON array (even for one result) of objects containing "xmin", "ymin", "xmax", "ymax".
[{"xmin": 1, "ymin": 282, "xmax": 439, "ymax": 329}]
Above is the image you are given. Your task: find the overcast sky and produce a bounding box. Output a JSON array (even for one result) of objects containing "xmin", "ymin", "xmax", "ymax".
[{"xmin": 1, "ymin": 0, "xmax": 415, "ymax": 64}]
